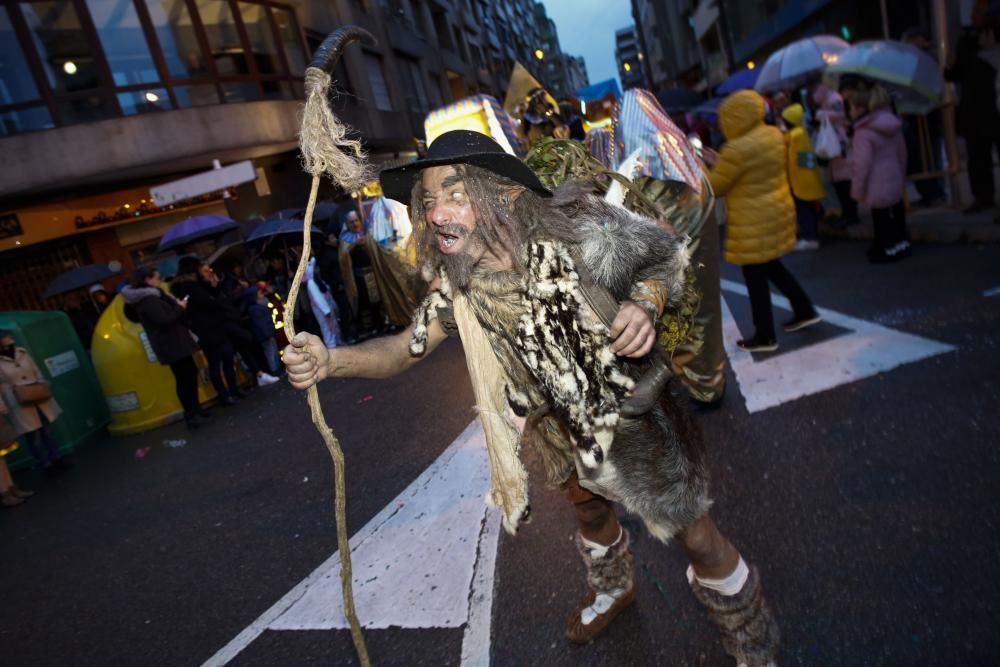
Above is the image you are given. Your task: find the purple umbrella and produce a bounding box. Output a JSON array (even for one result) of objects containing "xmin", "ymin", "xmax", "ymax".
[
  {"xmin": 156, "ymin": 214, "xmax": 239, "ymax": 252},
  {"xmin": 716, "ymin": 67, "xmax": 760, "ymax": 95}
]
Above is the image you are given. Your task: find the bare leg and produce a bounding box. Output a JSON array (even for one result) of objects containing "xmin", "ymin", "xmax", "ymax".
[{"xmin": 677, "ymin": 513, "xmax": 740, "ymax": 579}]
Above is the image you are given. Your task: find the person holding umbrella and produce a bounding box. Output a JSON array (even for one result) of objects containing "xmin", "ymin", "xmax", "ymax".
[{"xmin": 840, "ymin": 75, "xmax": 911, "ymax": 262}]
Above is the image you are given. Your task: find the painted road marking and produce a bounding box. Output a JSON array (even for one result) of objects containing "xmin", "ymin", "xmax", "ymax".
[
  {"xmin": 202, "ymin": 420, "xmax": 500, "ymax": 666},
  {"xmin": 720, "ymin": 278, "xmax": 955, "ymax": 413}
]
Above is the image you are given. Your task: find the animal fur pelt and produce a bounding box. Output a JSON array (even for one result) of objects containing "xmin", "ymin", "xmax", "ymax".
[
  {"xmin": 552, "ymin": 185, "xmax": 690, "ymax": 308},
  {"xmin": 689, "ymin": 564, "xmax": 780, "ymax": 666},
  {"xmin": 511, "ymin": 239, "xmax": 634, "ymax": 466},
  {"xmin": 408, "ymin": 188, "xmax": 710, "ymax": 539},
  {"xmin": 576, "ymin": 530, "xmax": 634, "ymax": 595}
]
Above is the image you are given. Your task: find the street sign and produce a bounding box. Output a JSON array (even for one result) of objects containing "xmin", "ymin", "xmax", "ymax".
[{"xmin": 150, "ymin": 160, "xmax": 256, "ymax": 207}]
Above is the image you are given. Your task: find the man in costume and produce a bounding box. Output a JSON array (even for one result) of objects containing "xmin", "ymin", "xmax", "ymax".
[{"xmin": 283, "ymin": 130, "xmax": 779, "ymax": 666}]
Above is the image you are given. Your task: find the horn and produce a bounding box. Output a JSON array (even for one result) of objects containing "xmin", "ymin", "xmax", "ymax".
[
  {"xmin": 300, "ymin": 26, "xmax": 378, "ymax": 189},
  {"xmin": 307, "ymin": 26, "xmax": 376, "ymax": 74}
]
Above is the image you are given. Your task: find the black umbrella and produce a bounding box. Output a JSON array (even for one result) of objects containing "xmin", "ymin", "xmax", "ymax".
[{"xmin": 44, "ymin": 262, "xmax": 123, "ymax": 299}]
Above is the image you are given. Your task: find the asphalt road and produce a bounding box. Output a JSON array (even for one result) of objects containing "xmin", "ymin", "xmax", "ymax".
[{"xmin": 3, "ymin": 238, "xmax": 999, "ymax": 666}]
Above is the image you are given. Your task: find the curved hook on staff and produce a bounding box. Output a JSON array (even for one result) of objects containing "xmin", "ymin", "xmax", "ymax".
[
  {"xmin": 285, "ymin": 24, "xmax": 377, "ymax": 667},
  {"xmin": 300, "ymin": 26, "xmax": 377, "ymax": 190}
]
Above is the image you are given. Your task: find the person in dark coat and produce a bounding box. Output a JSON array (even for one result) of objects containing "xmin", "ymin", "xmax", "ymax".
[
  {"xmin": 170, "ymin": 258, "xmax": 240, "ymax": 405},
  {"xmin": 212, "ymin": 259, "xmax": 278, "ymax": 386},
  {"xmin": 121, "ymin": 268, "xmax": 209, "ymax": 429},
  {"xmin": 947, "ymin": 26, "xmax": 1000, "ymax": 214}
]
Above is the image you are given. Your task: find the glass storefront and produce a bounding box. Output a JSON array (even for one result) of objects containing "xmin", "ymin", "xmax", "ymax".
[{"xmin": 0, "ymin": 0, "xmax": 308, "ymax": 134}]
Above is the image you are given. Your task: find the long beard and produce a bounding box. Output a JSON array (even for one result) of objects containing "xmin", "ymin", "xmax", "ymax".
[
  {"xmin": 431, "ymin": 224, "xmax": 487, "ymax": 290},
  {"xmin": 440, "ymin": 251, "xmax": 479, "ymax": 289}
]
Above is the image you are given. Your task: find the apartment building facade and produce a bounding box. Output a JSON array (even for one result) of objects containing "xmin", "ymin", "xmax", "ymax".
[
  {"xmin": 0, "ymin": 0, "xmax": 575, "ymax": 311},
  {"xmin": 615, "ymin": 25, "xmax": 645, "ymax": 91}
]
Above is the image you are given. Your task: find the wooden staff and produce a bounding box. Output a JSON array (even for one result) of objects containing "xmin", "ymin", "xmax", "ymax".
[{"xmin": 283, "ymin": 25, "xmax": 376, "ymax": 667}]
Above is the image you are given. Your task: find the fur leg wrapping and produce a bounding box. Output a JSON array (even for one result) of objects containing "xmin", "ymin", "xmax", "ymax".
[
  {"xmin": 689, "ymin": 564, "xmax": 780, "ymax": 667},
  {"xmin": 566, "ymin": 530, "xmax": 635, "ymax": 644}
]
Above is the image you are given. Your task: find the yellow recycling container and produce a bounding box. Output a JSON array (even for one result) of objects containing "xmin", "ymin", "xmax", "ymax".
[{"xmin": 91, "ymin": 291, "xmax": 218, "ymax": 435}]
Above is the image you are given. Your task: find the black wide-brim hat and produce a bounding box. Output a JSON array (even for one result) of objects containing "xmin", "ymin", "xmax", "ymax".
[{"xmin": 380, "ymin": 130, "xmax": 551, "ymax": 203}]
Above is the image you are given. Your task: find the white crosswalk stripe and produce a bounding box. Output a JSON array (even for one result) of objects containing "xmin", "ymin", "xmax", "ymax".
[
  {"xmin": 720, "ymin": 278, "xmax": 955, "ymax": 413},
  {"xmin": 202, "ymin": 420, "xmax": 499, "ymax": 666}
]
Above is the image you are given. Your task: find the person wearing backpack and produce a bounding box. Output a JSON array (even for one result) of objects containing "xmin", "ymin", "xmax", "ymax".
[{"xmin": 781, "ymin": 103, "xmax": 826, "ymax": 250}]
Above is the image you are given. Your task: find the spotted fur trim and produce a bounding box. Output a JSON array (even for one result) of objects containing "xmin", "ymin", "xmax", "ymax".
[
  {"xmin": 409, "ymin": 289, "xmax": 449, "ymax": 355},
  {"xmin": 409, "ymin": 269, "xmax": 455, "ymax": 355},
  {"xmin": 515, "ymin": 240, "xmax": 634, "ymax": 465}
]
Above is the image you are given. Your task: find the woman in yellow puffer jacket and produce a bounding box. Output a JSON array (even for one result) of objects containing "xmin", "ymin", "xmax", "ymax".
[{"xmin": 706, "ymin": 90, "xmax": 820, "ymax": 352}]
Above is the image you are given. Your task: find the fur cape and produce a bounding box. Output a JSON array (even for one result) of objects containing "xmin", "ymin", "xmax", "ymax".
[{"xmin": 410, "ymin": 189, "xmax": 708, "ymax": 536}]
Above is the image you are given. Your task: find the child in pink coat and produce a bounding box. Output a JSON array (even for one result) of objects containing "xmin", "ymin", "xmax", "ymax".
[{"xmin": 841, "ymin": 77, "xmax": 911, "ymax": 262}]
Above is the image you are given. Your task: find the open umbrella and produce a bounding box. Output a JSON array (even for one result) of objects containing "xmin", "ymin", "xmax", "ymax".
[
  {"xmin": 156, "ymin": 214, "xmax": 239, "ymax": 253},
  {"xmin": 755, "ymin": 35, "xmax": 849, "ymax": 93},
  {"xmin": 247, "ymin": 217, "xmax": 325, "ymax": 244},
  {"xmin": 826, "ymin": 40, "xmax": 943, "ymax": 113},
  {"xmin": 43, "ymin": 262, "xmax": 123, "ymax": 298},
  {"xmin": 716, "ymin": 67, "xmax": 760, "ymax": 95},
  {"xmin": 692, "ymin": 97, "xmax": 722, "ymax": 119},
  {"xmin": 617, "ymin": 88, "xmax": 705, "ymax": 193}
]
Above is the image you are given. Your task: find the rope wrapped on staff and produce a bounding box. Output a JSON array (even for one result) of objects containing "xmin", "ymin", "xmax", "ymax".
[{"xmin": 284, "ymin": 25, "xmax": 376, "ymax": 667}]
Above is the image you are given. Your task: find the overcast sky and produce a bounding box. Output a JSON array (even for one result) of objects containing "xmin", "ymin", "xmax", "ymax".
[{"xmin": 541, "ymin": 0, "xmax": 633, "ymax": 90}]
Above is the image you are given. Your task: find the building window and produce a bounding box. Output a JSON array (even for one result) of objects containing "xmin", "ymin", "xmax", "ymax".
[
  {"xmin": 431, "ymin": 9, "xmax": 452, "ymax": 51},
  {"xmin": 0, "ymin": 0, "xmax": 307, "ymax": 135},
  {"xmin": 398, "ymin": 56, "xmax": 428, "ymax": 112},
  {"xmin": 0, "ymin": 7, "xmax": 43, "ymax": 104},
  {"xmin": 194, "ymin": 0, "xmax": 248, "ymax": 76},
  {"xmin": 172, "ymin": 83, "xmax": 219, "ymax": 107},
  {"xmin": 272, "ymin": 7, "xmax": 305, "ymax": 76},
  {"xmin": 0, "ymin": 106, "xmax": 53, "ymax": 136},
  {"xmin": 363, "ymin": 53, "xmax": 392, "ymax": 111},
  {"xmin": 20, "ymin": 1, "xmax": 103, "ymax": 95},
  {"xmin": 118, "ymin": 87, "xmax": 169, "ymax": 114},
  {"xmin": 85, "ymin": 0, "xmax": 160, "ymax": 86},
  {"xmin": 238, "ymin": 2, "xmax": 284, "ymax": 76},
  {"xmin": 143, "ymin": 0, "xmax": 210, "ymax": 79}
]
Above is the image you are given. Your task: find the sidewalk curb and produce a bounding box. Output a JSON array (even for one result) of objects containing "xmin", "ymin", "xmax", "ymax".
[{"xmin": 822, "ymin": 207, "xmax": 1000, "ymax": 244}]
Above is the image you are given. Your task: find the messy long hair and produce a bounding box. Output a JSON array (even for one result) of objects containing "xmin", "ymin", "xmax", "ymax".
[{"xmin": 408, "ymin": 163, "xmax": 578, "ymax": 280}]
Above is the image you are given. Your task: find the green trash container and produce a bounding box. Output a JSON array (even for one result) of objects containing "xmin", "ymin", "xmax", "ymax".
[{"xmin": 0, "ymin": 311, "xmax": 110, "ymax": 470}]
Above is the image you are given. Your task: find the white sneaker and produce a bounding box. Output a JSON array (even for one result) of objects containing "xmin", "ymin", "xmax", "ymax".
[
  {"xmin": 257, "ymin": 371, "xmax": 280, "ymax": 386},
  {"xmin": 793, "ymin": 239, "xmax": 820, "ymax": 251}
]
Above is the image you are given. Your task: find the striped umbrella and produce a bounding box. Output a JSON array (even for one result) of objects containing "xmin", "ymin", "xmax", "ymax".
[
  {"xmin": 616, "ymin": 89, "xmax": 703, "ymax": 194},
  {"xmin": 826, "ymin": 40, "xmax": 943, "ymax": 113},
  {"xmin": 755, "ymin": 35, "xmax": 850, "ymax": 93}
]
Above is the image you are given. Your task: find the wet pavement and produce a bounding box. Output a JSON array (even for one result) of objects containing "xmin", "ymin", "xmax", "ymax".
[{"xmin": 2, "ymin": 239, "xmax": 999, "ymax": 666}]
